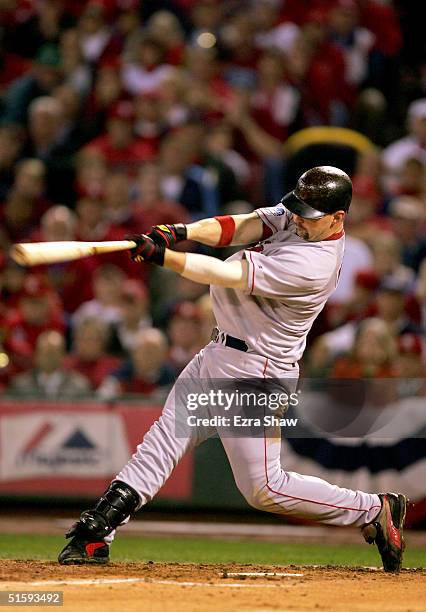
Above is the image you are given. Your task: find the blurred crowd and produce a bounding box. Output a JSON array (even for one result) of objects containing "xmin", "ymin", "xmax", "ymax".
[{"xmin": 0, "ymin": 0, "xmax": 425, "ymax": 401}]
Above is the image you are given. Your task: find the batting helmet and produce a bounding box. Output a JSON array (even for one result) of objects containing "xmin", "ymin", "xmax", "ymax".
[{"xmin": 280, "ymin": 166, "xmax": 352, "ymax": 220}]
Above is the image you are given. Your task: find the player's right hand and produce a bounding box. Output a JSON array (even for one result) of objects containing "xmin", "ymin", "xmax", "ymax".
[
  {"xmin": 125, "ymin": 234, "xmax": 165, "ymax": 266},
  {"xmin": 148, "ymin": 224, "xmax": 187, "ymax": 249}
]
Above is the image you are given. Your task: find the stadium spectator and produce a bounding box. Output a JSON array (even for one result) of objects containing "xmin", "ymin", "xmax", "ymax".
[
  {"xmin": 370, "ymin": 231, "xmax": 415, "ymax": 287},
  {"xmin": 330, "ymin": 317, "xmax": 398, "ymax": 378},
  {"xmin": 350, "ymin": 87, "xmax": 387, "ymax": 145},
  {"xmin": 145, "ymin": 11, "xmax": 185, "ymax": 67},
  {"xmin": 225, "ymin": 88, "xmax": 285, "ymax": 203},
  {"xmin": 189, "ymin": 0, "xmax": 223, "ymax": 44},
  {"xmin": 286, "ymin": 9, "xmax": 352, "ymax": 125},
  {"xmin": 59, "ymin": 28, "xmax": 92, "ymax": 96},
  {"xmin": 251, "ymin": 50, "xmax": 300, "ymax": 143},
  {"xmin": 75, "ymin": 194, "xmax": 111, "ymax": 241},
  {"xmin": 416, "ymin": 260, "xmax": 426, "ymax": 333},
  {"xmin": 76, "ymin": 2, "xmax": 116, "ymax": 67},
  {"xmin": 352, "ymin": 148, "xmax": 383, "ymax": 197},
  {"xmin": 358, "ymin": 0, "xmax": 402, "ymax": 59},
  {"xmin": 204, "ymin": 122, "xmax": 251, "ymax": 188},
  {"xmin": 74, "ymin": 149, "xmax": 107, "ymax": 199},
  {"xmin": 33, "ymin": 205, "xmax": 96, "ymax": 314},
  {"xmin": 220, "ymin": 13, "xmax": 259, "ymax": 77},
  {"xmin": 121, "ymin": 35, "xmax": 173, "ymax": 96},
  {"xmin": 0, "ymin": 159, "xmax": 50, "ymax": 249},
  {"xmin": 84, "ymin": 99, "xmax": 157, "ymax": 175},
  {"xmin": 167, "ymin": 301, "xmax": 205, "ymax": 375},
  {"xmin": 14, "ymin": 158, "xmax": 49, "ymax": 205},
  {"xmin": 327, "ymin": 268, "xmax": 379, "ymax": 328},
  {"xmin": 9, "ymin": 329, "xmax": 91, "ymax": 398},
  {"xmin": 184, "ymin": 46, "xmax": 232, "ymax": 122},
  {"xmin": 104, "ymin": 172, "xmax": 139, "ymax": 233},
  {"xmin": 8, "ymin": 0, "xmax": 74, "ymax": 59},
  {"xmin": 36, "ymin": 204, "xmax": 76, "ymax": 242},
  {"xmin": 327, "ymin": 233, "xmax": 374, "ymax": 306},
  {"xmin": 133, "ymin": 91, "xmax": 165, "ymax": 147},
  {"xmin": 66, "ymin": 317, "xmax": 121, "ymax": 390},
  {"xmin": 114, "ymin": 0, "xmax": 141, "ymax": 47},
  {"xmin": 75, "ymin": 190, "xmax": 143, "ymax": 280},
  {"xmin": 133, "ymin": 162, "xmax": 190, "ymax": 230},
  {"xmin": 98, "ymin": 327, "xmax": 174, "ymax": 399},
  {"xmin": 327, "ymin": 0, "xmax": 375, "ymax": 87},
  {"xmin": 374, "ymin": 276, "xmax": 420, "ymax": 336},
  {"xmin": 0, "ymin": 30, "xmax": 31, "ymax": 95},
  {"xmin": 156, "ymin": 69, "xmax": 189, "ymax": 129},
  {"xmin": 177, "ymin": 121, "xmax": 244, "ymax": 210},
  {"xmin": 1, "ymin": 43, "xmax": 63, "ymax": 125},
  {"xmin": 3, "ymin": 275, "xmax": 65, "ymax": 374},
  {"xmin": 345, "ymin": 175, "xmax": 388, "ymax": 243},
  {"xmin": 0, "ymin": 257, "xmax": 27, "ymax": 315},
  {"xmin": 388, "ymin": 196, "xmax": 426, "ymax": 272},
  {"xmin": 84, "ymin": 62, "xmax": 124, "ymax": 138},
  {"xmin": 390, "ymin": 157, "xmax": 425, "ymax": 199},
  {"xmin": 0, "ymin": 125, "xmax": 25, "ymax": 200},
  {"xmin": 108, "ymin": 279, "xmax": 152, "ymax": 356},
  {"xmin": 158, "ymin": 132, "xmax": 221, "ymax": 219},
  {"xmin": 52, "ymin": 83, "xmax": 89, "ymax": 151},
  {"xmin": 396, "ymin": 334, "xmax": 426, "ymax": 385},
  {"xmin": 72, "ymin": 264, "xmax": 125, "ymax": 329},
  {"xmin": 382, "ymin": 98, "xmax": 426, "ymax": 192},
  {"xmin": 251, "ymin": 0, "xmax": 299, "ymax": 55},
  {"xmin": 23, "ymin": 95, "xmax": 78, "ymax": 202},
  {"xmin": 0, "ymin": 322, "xmax": 16, "ymax": 391}
]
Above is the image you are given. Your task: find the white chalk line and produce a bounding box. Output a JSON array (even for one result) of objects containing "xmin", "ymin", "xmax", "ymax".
[
  {"xmin": 22, "ymin": 576, "xmax": 302, "ymax": 589},
  {"xmin": 141, "ymin": 580, "xmax": 288, "ymax": 589},
  {"xmin": 29, "ymin": 578, "xmax": 146, "ymax": 586},
  {"xmin": 224, "ymin": 572, "xmax": 304, "ymax": 577}
]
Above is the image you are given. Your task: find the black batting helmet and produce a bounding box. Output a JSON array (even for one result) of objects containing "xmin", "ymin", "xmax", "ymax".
[{"xmin": 280, "ymin": 166, "xmax": 352, "ymax": 220}]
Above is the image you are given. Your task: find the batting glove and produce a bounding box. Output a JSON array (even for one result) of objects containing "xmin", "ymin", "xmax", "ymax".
[
  {"xmin": 126, "ymin": 234, "xmax": 165, "ymax": 266},
  {"xmin": 148, "ymin": 224, "xmax": 187, "ymax": 249}
]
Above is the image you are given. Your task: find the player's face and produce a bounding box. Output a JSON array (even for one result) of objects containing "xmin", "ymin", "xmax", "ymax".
[{"xmin": 293, "ymin": 212, "xmax": 344, "ymax": 241}]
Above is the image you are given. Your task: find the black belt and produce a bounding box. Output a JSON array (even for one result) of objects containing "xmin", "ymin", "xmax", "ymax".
[{"xmin": 211, "ymin": 327, "xmax": 248, "ymax": 352}]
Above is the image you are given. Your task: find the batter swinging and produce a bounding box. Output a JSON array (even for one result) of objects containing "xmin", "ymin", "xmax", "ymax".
[{"xmin": 58, "ymin": 167, "xmax": 407, "ymax": 573}]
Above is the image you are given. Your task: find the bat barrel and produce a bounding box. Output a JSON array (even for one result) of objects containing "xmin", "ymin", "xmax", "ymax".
[{"xmin": 9, "ymin": 240, "xmax": 136, "ymax": 267}]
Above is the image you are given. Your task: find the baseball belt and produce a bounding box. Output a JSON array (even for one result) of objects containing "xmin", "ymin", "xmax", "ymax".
[{"xmin": 211, "ymin": 327, "xmax": 248, "ymax": 353}]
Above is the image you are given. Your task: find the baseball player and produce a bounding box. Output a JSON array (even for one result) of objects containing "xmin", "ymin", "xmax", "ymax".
[{"xmin": 58, "ymin": 166, "xmax": 407, "ymax": 572}]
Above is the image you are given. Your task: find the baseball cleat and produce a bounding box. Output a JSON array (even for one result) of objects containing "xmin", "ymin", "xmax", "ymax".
[
  {"xmin": 58, "ymin": 538, "xmax": 109, "ymax": 565},
  {"xmin": 58, "ymin": 531, "xmax": 109, "ymax": 565},
  {"xmin": 361, "ymin": 492, "xmax": 407, "ymax": 573}
]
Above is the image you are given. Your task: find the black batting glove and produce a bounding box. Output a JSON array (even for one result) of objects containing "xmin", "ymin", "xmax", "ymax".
[
  {"xmin": 126, "ymin": 234, "xmax": 165, "ymax": 266},
  {"xmin": 148, "ymin": 224, "xmax": 187, "ymax": 249}
]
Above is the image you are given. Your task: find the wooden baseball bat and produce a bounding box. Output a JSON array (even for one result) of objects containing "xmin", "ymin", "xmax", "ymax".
[{"xmin": 9, "ymin": 240, "xmax": 137, "ymax": 267}]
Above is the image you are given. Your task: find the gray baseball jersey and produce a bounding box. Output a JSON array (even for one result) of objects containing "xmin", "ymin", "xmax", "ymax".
[{"xmin": 210, "ymin": 204, "xmax": 345, "ymax": 366}]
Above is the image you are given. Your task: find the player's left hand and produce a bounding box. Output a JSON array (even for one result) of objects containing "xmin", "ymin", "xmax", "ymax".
[{"xmin": 126, "ymin": 234, "xmax": 165, "ymax": 266}]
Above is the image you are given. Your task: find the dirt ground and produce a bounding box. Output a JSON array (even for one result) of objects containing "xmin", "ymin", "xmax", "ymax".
[{"xmin": 1, "ymin": 561, "xmax": 425, "ymax": 612}]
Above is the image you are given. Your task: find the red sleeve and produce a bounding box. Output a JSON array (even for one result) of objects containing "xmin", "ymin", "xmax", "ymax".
[
  {"xmin": 360, "ymin": 1, "xmax": 402, "ymax": 56},
  {"xmin": 261, "ymin": 222, "xmax": 273, "ymax": 240}
]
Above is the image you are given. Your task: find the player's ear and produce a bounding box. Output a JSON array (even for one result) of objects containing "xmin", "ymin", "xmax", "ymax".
[{"xmin": 332, "ymin": 211, "xmax": 345, "ymax": 225}]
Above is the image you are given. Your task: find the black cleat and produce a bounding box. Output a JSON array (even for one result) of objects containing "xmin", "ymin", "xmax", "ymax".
[
  {"xmin": 58, "ymin": 533, "xmax": 109, "ymax": 565},
  {"xmin": 58, "ymin": 481, "xmax": 139, "ymax": 565},
  {"xmin": 361, "ymin": 493, "xmax": 407, "ymax": 573}
]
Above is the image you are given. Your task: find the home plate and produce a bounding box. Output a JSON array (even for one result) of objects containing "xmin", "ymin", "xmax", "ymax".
[{"xmin": 221, "ymin": 572, "xmax": 304, "ymax": 578}]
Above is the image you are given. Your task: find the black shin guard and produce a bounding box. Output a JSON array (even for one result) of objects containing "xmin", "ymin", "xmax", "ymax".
[{"xmin": 66, "ymin": 480, "xmax": 140, "ymax": 541}]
